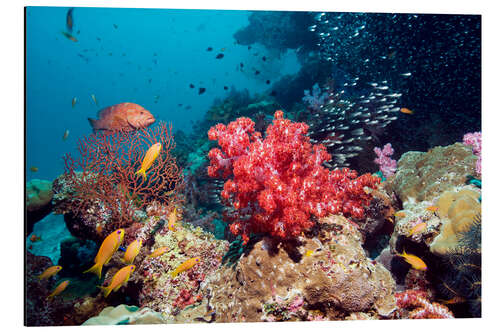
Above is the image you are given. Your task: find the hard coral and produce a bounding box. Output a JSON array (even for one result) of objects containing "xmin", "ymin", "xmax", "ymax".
[
  {"xmin": 208, "ymin": 110, "xmax": 380, "ymax": 243},
  {"xmin": 201, "ymin": 215, "xmax": 397, "ymax": 322}
]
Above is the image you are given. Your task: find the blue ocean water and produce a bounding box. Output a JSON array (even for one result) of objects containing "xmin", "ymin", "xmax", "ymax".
[{"xmin": 26, "ymin": 7, "xmax": 300, "ymax": 182}]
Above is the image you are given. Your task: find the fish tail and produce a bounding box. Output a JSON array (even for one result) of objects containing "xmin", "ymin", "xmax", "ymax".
[
  {"xmin": 83, "ymin": 263, "xmax": 103, "ymax": 279},
  {"xmin": 135, "ymin": 169, "xmax": 146, "ymax": 180},
  {"xmin": 98, "ymin": 285, "xmax": 112, "ymax": 298}
]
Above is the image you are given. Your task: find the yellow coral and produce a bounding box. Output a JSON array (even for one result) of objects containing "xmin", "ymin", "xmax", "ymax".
[{"xmin": 430, "ymin": 186, "xmax": 481, "ymax": 255}]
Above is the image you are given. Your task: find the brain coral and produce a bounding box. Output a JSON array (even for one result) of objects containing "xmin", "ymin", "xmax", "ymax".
[
  {"xmin": 200, "ymin": 215, "xmax": 396, "ymax": 322},
  {"xmin": 430, "ymin": 186, "xmax": 481, "ymax": 255},
  {"xmin": 385, "ymin": 143, "xmax": 477, "ymax": 203}
]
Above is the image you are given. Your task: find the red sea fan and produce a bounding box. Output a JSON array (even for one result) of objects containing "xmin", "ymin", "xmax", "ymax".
[
  {"xmin": 62, "ymin": 122, "xmax": 183, "ymax": 234},
  {"xmin": 207, "ymin": 110, "xmax": 380, "ymax": 244}
]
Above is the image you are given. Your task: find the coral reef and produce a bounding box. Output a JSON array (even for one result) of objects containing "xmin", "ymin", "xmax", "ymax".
[
  {"xmin": 462, "ymin": 131, "xmax": 481, "ymax": 175},
  {"xmin": 208, "ymin": 110, "xmax": 380, "ymax": 243},
  {"xmin": 83, "ymin": 305, "xmax": 167, "ymax": 325},
  {"xmin": 430, "ymin": 186, "xmax": 481, "ymax": 255},
  {"xmin": 201, "ymin": 215, "xmax": 397, "ymax": 322},
  {"xmin": 136, "ymin": 222, "xmax": 228, "ymax": 319},
  {"xmin": 394, "ymin": 290, "xmax": 454, "ymax": 319},
  {"xmin": 26, "ymin": 179, "xmax": 54, "ymax": 235},
  {"xmin": 385, "ymin": 143, "xmax": 477, "ymax": 203}
]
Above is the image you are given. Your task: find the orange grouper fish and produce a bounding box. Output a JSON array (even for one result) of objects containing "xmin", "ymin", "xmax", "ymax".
[
  {"xmin": 83, "ymin": 229, "xmax": 125, "ymax": 279},
  {"xmin": 38, "ymin": 265, "xmax": 62, "ymax": 280},
  {"xmin": 171, "ymin": 257, "xmax": 201, "ymax": 278},
  {"xmin": 88, "ymin": 102, "xmax": 155, "ymax": 134},
  {"xmin": 47, "ymin": 280, "xmax": 70, "ymax": 299},
  {"xmin": 99, "ymin": 265, "xmax": 135, "ymax": 297},
  {"xmin": 122, "ymin": 239, "xmax": 142, "ymax": 265},
  {"xmin": 135, "ymin": 142, "xmax": 162, "ymax": 180}
]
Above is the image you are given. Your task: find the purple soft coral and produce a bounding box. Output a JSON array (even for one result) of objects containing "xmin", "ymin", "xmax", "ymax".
[
  {"xmin": 463, "ymin": 131, "xmax": 481, "ymax": 175},
  {"xmin": 374, "ymin": 143, "xmax": 397, "ymax": 178},
  {"xmin": 302, "ymin": 83, "xmax": 328, "ymax": 112}
]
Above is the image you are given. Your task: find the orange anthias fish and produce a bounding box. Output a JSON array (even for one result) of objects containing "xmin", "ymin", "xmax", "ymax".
[
  {"xmin": 168, "ymin": 207, "xmax": 178, "ymax": 231},
  {"xmin": 397, "ymin": 250, "xmax": 427, "ymax": 271},
  {"xmin": 99, "ymin": 265, "xmax": 135, "ymax": 297},
  {"xmin": 83, "ymin": 229, "xmax": 124, "ymax": 279},
  {"xmin": 394, "ymin": 211, "xmax": 406, "ymax": 218},
  {"xmin": 400, "ymin": 107, "xmax": 414, "ymax": 115},
  {"xmin": 66, "ymin": 8, "xmax": 74, "ymax": 32},
  {"xmin": 147, "ymin": 246, "xmax": 169, "ymax": 259},
  {"xmin": 47, "ymin": 280, "xmax": 70, "ymax": 299},
  {"xmin": 122, "ymin": 240, "xmax": 142, "ymax": 265},
  {"xmin": 135, "ymin": 142, "xmax": 162, "ymax": 180},
  {"xmin": 409, "ymin": 222, "xmax": 427, "ymax": 236},
  {"xmin": 426, "ymin": 206, "xmax": 439, "ymax": 213},
  {"xmin": 171, "ymin": 257, "xmax": 201, "ymax": 278},
  {"xmin": 88, "ymin": 102, "xmax": 155, "ymax": 134},
  {"xmin": 38, "ymin": 266, "xmax": 62, "ymax": 280},
  {"xmin": 30, "ymin": 166, "xmax": 38, "ymax": 172}
]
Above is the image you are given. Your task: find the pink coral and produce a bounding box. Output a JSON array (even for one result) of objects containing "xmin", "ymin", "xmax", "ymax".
[
  {"xmin": 395, "ymin": 290, "xmax": 454, "ymax": 319},
  {"xmin": 463, "ymin": 131, "xmax": 481, "ymax": 175},
  {"xmin": 207, "ymin": 110, "xmax": 380, "ymax": 244},
  {"xmin": 374, "ymin": 143, "xmax": 397, "ymax": 178}
]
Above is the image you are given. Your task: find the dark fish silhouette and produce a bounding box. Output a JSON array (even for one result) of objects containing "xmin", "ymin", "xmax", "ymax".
[
  {"xmin": 215, "ymin": 53, "xmax": 224, "ymax": 59},
  {"xmin": 224, "ymin": 86, "xmax": 228, "ymax": 90},
  {"xmin": 262, "ymin": 56, "xmax": 266, "ymax": 61},
  {"xmin": 199, "ymin": 87, "xmax": 206, "ymax": 95},
  {"xmin": 266, "ymin": 80, "xmax": 271, "ymax": 84},
  {"xmin": 207, "ymin": 47, "xmax": 213, "ymax": 51},
  {"xmin": 66, "ymin": 8, "xmax": 74, "ymax": 32},
  {"xmin": 255, "ymin": 70, "xmax": 260, "ymax": 75},
  {"xmin": 189, "ymin": 84, "xmax": 195, "ymax": 88}
]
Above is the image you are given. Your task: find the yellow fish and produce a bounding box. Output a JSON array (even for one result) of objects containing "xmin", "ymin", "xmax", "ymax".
[
  {"xmin": 63, "ymin": 129, "xmax": 70, "ymax": 141},
  {"xmin": 83, "ymin": 229, "xmax": 124, "ymax": 279},
  {"xmin": 394, "ymin": 211, "xmax": 406, "ymax": 218},
  {"xmin": 171, "ymin": 257, "xmax": 201, "ymax": 278},
  {"xmin": 47, "ymin": 280, "xmax": 70, "ymax": 299},
  {"xmin": 38, "ymin": 265, "xmax": 62, "ymax": 280},
  {"xmin": 91, "ymin": 94, "xmax": 98, "ymax": 106},
  {"xmin": 409, "ymin": 222, "xmax": 427, "ymax": 236},
  {"xmin": 122, "ymin": 239, "xmax": 142, "ymax": 264},
  {"xmin": 98, "ymin": 265, "xmax": 135, "ymax": 297},
  {"xmin": 426, "ymin": 206, "xmax": 439, "ymax": 213},
  {"xmin": 147, "ymin": 246, "xmax": 169, "ymax": 258},
  {"xmin": 168, "ymin": 207, "xmax": 177, "ymax": 231},
  {"xmin": 72, "ymin": 97, "xmax": 77, "ymax": 108},
  {"xmin": 398, "ymin": 250, "xmax": 427, "ymax": 271},
  {"xmin": 30, "ymin": 166, "xmax": 38, "ymax": 172},
  {"xmin": 135, "ymin": 142, "xmax": 162, "ymax": 180},
  {"xmin": 305, "ymin": 250, "xmax": 314, "ymax": 257}
]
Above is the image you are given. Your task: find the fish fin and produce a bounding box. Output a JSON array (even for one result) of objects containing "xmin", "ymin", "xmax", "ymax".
[
  {"xmin": 135, "ymin": 169, "xmax": 146, "ymax": 180},
  {"xmin": 113, "ymin": 284, "xmax": 123, "ymax": 292},
  {"xmin": 83, "ymin": 263, "xmax": 102, "ymax": 279},
  {"xmin": 88, "ymin": 118, "xmax": 99, "ymax": 130},
  {"xmin": 98, "ymin": 285, "xmax": 112, "ymax": 297}
]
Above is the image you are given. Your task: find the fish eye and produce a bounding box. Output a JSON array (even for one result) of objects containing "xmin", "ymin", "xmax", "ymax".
[{"xmin": 117, "ymin": 230, "xmax": 122, "ymax": 234}]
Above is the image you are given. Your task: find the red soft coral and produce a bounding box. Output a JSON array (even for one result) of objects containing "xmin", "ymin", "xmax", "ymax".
[{"xmin": 207, "ymin": 110, "xmax": 380, "ymax": 243}]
